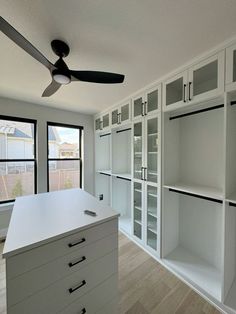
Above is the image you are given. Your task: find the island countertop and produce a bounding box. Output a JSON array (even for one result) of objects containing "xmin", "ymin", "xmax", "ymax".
[{"xmin": 3, "ymin": 188, "xmax": 119, "ymax": 258}]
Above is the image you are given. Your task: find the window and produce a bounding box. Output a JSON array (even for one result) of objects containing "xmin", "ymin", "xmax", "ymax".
[
  {"xmin": 0, "ymin": 116, "xmax": 37, "ymax": 204},
  {"xmin": 47, "ymin": 122, "xmax": 83, "ymax": 192}
]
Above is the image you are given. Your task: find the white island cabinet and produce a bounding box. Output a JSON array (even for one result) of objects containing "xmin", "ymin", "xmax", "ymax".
[{"xmin": 2, "ymin": 188, "xmax": 119, "ymax": 314}]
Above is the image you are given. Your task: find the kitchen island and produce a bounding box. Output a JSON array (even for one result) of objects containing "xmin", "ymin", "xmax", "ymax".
[{"xmin": 3, "ymin": 188, "xmax": 119, "ymax": 314}]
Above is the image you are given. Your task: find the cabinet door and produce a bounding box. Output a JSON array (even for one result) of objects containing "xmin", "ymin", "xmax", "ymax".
[
  {"xmin": 95, "ymin": 117, "xmax": 102, "ymax": 131},
  {"xmin": 188, "ymin": 51, "xmax": 224, "ymax": 103},
  {"xmin": 111, "ymin": 108, "xmax": 119, "ymax": 126},
  {"xmin": 132, "ymin": 95, "xmax": 144, "ymax": 119},
  {"xmin": 146, "ymin": 184, "xmax": 158, "ymax": 251},
  {"xmin": 120, "ymin": 102, "xmax": 130, "ymax": 124},
  {"xmin": 226, "ymin": 43, "xmax": 236, "ymax": 90},
  {"xmin": 133, "ymin": 120, "xmax": 144, "ymax": 181},
  {"xmin": 163, "ymin": 71, "xmax": 188, "ymax": 111},
  {"xmin": 133, "ymin": 181, "xmax": 143, "ymax": 240},
  {"xmin": 145, "ymin": 115, "xmax": 158, "ymax": 184},
  {"xmin": 146, "ymin": 86, "xmax": 160, "ymax": 115},
  {"xmin": 102, "ymin": 113, "xmax": 110, "ymax": 129}
]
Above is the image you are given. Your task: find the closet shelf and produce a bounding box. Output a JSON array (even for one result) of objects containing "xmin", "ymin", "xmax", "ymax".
[
  {"xmin": 163, "ymin": 182, "xmax": 223, "ymax": 200},
  {"xmin": 163, "ymin": 246, "xmax": 222, "ymax": 301}
]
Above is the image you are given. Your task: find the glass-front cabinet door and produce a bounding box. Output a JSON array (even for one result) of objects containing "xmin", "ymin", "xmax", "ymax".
[
  {"xmin": 95, "ymin": 117, "xmax": 102, "ymax": 131},
  {"xmin": 146, "ymin": 184, "xmax": 158, "ymax": 251},
  {"xmin": 133, "ymin": 181, "xmax": 143, "ymax": 240},
  {"xmin": 111, "ymin": 108, "xmax": 119, "ymax": 126},
  {"xmin": 189, "ymin": 51, "xmax": 224, "ymax": 103},
  {"xmin": 145, "ymin": 116, "xmax": 158, "ymax": 184},
  {"xmin": 133, "ymin": 120, "xmax": 144, "ymax": 181},
  {"xmin": 146, "ymin": 86, "xmax": 160, "ymax": 115},
  {"xmin": 120, "ymin": 102, "xmax": 130, "ymax": 124},
  {"xmin": 226, "ymin": 43, "xmax": 236, "ymax": 90},
  {"xmin": 132, "ymin": 95, "xmax": 144, "ymax": 119},
  {"xmin": 102, "ymin": 113, "xmax": 109, "ymax": 129},
  {"xmin": 163, "ymin": 71, "xmax": 188, "ymax": 110}
]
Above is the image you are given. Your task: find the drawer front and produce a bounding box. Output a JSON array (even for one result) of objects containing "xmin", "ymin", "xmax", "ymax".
[
  {"xmin": 8, "ymin": 250, "xmax": 118, "ymax": 314},
  {"xmin": 58, "ymin": 274, "xmax": 118, "ymax": 314},
  {"xmin": 7, "ymin": 218, "xmax": 118, "ymax": 279},
  {"xmin": 8, "ymin": 233, "xmax": 118, "ymax": 306}
]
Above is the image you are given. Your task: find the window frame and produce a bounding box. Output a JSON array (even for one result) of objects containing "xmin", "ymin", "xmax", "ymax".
[
  {"xmin": 47, "ymin": 121, "xmax": 83, "ymax": 192},
  {"xmin": 0, "ymin": 115, "xmax": 37, "ymax": 204}
]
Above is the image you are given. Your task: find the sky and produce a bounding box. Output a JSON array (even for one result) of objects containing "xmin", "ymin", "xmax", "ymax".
[{"xmin": 56, "ymin": 127, "xmax": 79, "ymax": 145}]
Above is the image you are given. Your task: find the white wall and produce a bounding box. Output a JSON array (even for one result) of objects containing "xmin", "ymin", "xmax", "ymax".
[{"xmin": 0, "ymin": 96, "xmax": 94, "ymax": 235}]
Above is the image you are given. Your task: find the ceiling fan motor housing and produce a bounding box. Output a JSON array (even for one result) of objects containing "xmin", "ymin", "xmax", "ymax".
[{"xmin": 51, "ymin": 39, "xmax": 70, "ymax": 58}]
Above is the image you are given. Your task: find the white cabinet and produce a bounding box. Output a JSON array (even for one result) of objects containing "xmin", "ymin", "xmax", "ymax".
[
  {"xmin": 163, "ymin": 51, "xmax": 224, "ymax": 111},
  {"xmin": 226, "ymin": 43, "xmax": 236, "ymax": 91},
  {"xmin": 132, "ymin": 113, "xmax": 161, "ymax": 256},
  {"xmin": 132, "ymin": 85, "xmax": 161, "ymax": 120},
  {"xmin": 95, "ymin": 112, "xmax": 110, "ymax": 132},
  {"xmin": 111, "ymin": 100, "xmax": 131, "ymax": 127}
]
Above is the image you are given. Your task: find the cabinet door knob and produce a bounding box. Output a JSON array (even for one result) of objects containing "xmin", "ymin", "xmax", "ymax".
[
  {"xmin": 68, "ymin": 280, "xmax": 86, "ymax": 294},
  {"xmin": 68, "ymin": 237, "xmax": 86, "ymax": 248}
]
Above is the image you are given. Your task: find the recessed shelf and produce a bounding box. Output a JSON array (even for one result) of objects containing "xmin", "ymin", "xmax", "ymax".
[
  {"xmin": 163, "ymin": 182, "xmax": 223, "ymax": 200},
  {"xmin": 163, "ymin": 246, "xmax": 222, "ymax": 301}
]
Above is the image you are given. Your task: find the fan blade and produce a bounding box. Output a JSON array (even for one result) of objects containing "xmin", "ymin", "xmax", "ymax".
[
  {"xmin": 0, "ymin": 16, "xmax": 54, "ymax": 70},
  {"xmin": 42, "ymin": 80, "xmax": 61, "ymax": 97},
  {"xmin": 70, "ymin": 70, "xmax": 125, "ymax": 84}
]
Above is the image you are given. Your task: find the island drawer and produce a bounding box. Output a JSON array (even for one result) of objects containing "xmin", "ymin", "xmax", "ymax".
[
  {"xmin": 6, "ymin": 218, "xmax": 118, "ymax": 279},
  {"xmin": 7, "ymin": 232, "xmax": 118, "ymax": 307},
  {"xmin": 8, "ymin": 250, "xmax": 118, "ymax": 314},
  {"xmin": 57, "ymin": 274, "xmax": 118, "ymax": 314}
]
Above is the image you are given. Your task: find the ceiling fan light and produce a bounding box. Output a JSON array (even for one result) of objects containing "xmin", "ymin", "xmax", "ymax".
[{"xmin": 52, "ymin": 70, "xmax": 71, "ymax": 85}]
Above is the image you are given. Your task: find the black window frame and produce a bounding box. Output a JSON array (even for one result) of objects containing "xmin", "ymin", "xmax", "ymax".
[
  {"xmin": 0, "ymin": 115, "xmax": 37, "ymax": 204},
  {"xmin": 47, "ymin": 121, "xmax": 83, "ymax": 192}
]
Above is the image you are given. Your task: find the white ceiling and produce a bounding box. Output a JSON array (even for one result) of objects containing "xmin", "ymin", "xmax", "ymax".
[{"xmin": 1, "ymin": 0, "xmax": 236, "ymax": 115}]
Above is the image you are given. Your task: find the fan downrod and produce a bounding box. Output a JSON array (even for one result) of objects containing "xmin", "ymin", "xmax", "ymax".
[{"xmin": 51, "ymin": 40, "xmax": 70, "ymax": 58}]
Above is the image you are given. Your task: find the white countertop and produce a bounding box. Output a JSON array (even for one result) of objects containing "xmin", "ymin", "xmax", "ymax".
[{"xmin": 3, "ymin": 189, "xmax": 119, "ymax": 258}]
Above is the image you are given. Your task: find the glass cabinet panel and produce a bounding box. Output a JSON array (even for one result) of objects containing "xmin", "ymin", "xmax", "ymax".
[
  {"xmin": 233, "ymin": 50, "xmax": 236, "ymax": 82},
  {"xmin": 192, "ymin": 60, "xmax": 218, "ymax": 97},
  {"xmin": 133, "ymin": 182, "xmax": 142, "ymax": 240},
  {"xmin": 95, "ymin": 118, "xmax": 101, "ymax": 131},
  {"xmin": 133, "ymin": 97, "xmax": 143, "ymax": 118},
  {"xmin": 147, "ymin": 89, "xmax": 158, "ymax": 113},
  {"xmin": 133, "ymin": 122, "xmax": 143, "ymax": 180},
  {"xmin": 146, "ymin": 117, "xmax": 158, "ymax": 183},
  {"xmin": 102, "ymin": 113, "xmax": 109, "ymax": 129},
  {"xmin": 166, "ymin": 77, "xmax": 184, "ymax": 106},
  {"xmin": 121, "ymin": 103, "xmax": 129, "ymax": 122},
  {"xmin": 112, "ymin": 109, "xmax": 119, "ymax": 125},
  {"xmin": 146, "ymin": 185, "xmax": 157, "ymax": 250}
]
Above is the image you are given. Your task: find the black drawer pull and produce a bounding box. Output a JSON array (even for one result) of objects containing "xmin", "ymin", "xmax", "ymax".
[
  {"xmin": 80, "ymin": 309, "xmax": 86, "ymax": 314},
  {"xmin": 69, "ymin": 280, "xmax": 86, "ymax": 294},
  {"xmin": 68, "ymin": 238, "xmax": 86, "ymax": 248},
  {"xmin": 68, "ymin": 256, "xmax": 86, "ymax": 268}
]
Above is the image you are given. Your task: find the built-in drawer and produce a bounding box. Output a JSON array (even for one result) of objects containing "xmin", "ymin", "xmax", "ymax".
[
  {"xmin": 7, "ymin": 233, "xmax": 118, "ymax": 306},
  {"xmin": 8, "ymin": 250, "xmax": 118, "ymax": 314},
  {"xmin": 6, "ymin": 218, "xmax": 118, "ymax": 279},
  {"xmin": 57, "ymin": 274, "xmax": 118, "ymax": 314}
]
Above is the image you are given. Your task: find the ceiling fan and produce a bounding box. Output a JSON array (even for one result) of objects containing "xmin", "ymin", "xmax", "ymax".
[{"xmin": 0, "ymin": 16, "xmax": 125, "ymax": 97}]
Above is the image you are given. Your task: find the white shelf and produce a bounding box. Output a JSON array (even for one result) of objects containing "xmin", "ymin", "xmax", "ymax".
[
  {"xmin": 112, "ymin": 173, "xmax": 131, "ymax": 180},
  {"xmin": 134, "ymin": 206, "xmax": 142, "ymax": 211},
  {"xmin": 148, "ymin": 171, "xmax": 158, "ymax": 176},
  {"xmin": 163, "ymin": 246, "xmax": 222, "ymax": 301},
  {"xmin": 163, "ymin": 182, "xmax": 223, "ymax": 200},
  {"xmin": 148, "ymin": 193, "xmax": 157, "ymax": 198},
  {"xmin": 148, "ymin": 152, "xmax": 158, "ymax": 154},
  {"xmin": 97, "ymin": 169, "xmax": 112, "ymax": 175},
  {"xmin": 226, "ymin": 192, "xmax": 236, "ymax": 204},
  {"xmin": 119, "ymin": 216, "xmax": 131, "ymax": 235},
  {"xmin": 148, "ymin": 133, "xmax": 158, "ymax": 137},
  {"xmin": 147, "ymin": 225, "xmax": 157, "ymax": 235},
  {"xmin": 134, "ymin": 219, "xmax": 142, "ymax": 225},
  {"xmin": 147, "ymin": 211, "xmax": 157, "ymax": 219},
  {"xmin": 134, "ymin": 189, "xmax": 142, "ymax": 193}
]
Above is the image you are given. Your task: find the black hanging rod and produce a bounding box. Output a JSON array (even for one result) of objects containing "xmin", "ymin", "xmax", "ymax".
[
  {"xmin": 99, "ymin": 172, "xmax": 111, "ymax": 177},
  {"xmin": 229, "ymin": 202, "xmax": 236, "ymax": 207},
  {"xmin": 230, "ymin": 101, "xmax": 236, "ymax": 106},
  {"xmin": 100, "ymin": 133, "xmax": 111, "ymax": 138},
  {"xmin": 116, "ymin": 128, "xmax": 131, "ymax": 134},
  {"xmin": 116, "ymin": 176, "xmax": 131, "ymax": 182},
  {"xmin": 169, "ymin": 104, "xmax": 224, "ymax": 121},
  {"xmin": 168, "ymin": 188, "xmax": 223, "ymax": 204}
]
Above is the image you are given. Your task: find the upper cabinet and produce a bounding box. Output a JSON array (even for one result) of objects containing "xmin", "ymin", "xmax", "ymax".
[
  {"xmin": 132, "ymin": 85, "xmax": 161, "ymax": 120},
  {"xmin": 111, "ymin": 100, "xmax": 131, "ymax": 127},
  {"xmin": 226, "ymin": 43, "xmax": 236, "ymax": 91},
  {"xmin": 94, "ymin": 112, "xmax": 110, "ymax": 132},
  {"xmin": 163, "ymin": 51, "xmax": 225, "ymax": 111}
]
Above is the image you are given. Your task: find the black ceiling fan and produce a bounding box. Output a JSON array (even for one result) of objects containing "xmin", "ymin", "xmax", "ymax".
[{"xmin": 0, "ymin": 16, "xmax": 125, "ymax": 97}]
